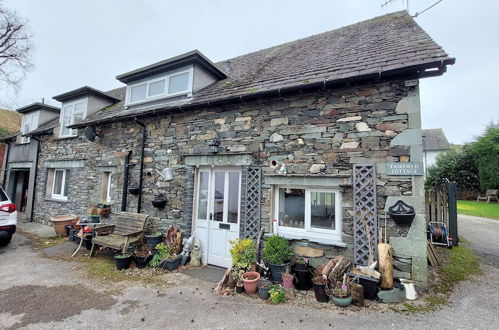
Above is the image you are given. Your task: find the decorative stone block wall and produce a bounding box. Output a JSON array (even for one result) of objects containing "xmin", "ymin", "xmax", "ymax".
[{"xmin": 32, "ymin": 79, "xmax": 426, "ymax": 284}]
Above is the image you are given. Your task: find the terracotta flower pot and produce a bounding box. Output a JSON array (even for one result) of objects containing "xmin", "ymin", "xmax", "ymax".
[{"xmin": 242, "ymin": 271, "xmax": 261, "ymax": 294}]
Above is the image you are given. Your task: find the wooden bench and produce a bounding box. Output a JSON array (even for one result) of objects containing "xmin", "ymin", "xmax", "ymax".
[
  {"xmin": 90, "ymin": 212, "xmax": 149, "ymax": 256},
  {"xmin": 477, "ymin": 189, "xmax": 498, "ymax": 203}
]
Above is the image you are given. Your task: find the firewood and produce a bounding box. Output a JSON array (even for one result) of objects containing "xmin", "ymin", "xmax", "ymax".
[
  {"xmin": 350, "ymin": 283, "xmax": 364, "ymax": 306},
  {"xmin": 328, "ymin": 256, "xmax": 351, "ymax": 282},
  {"xmin": 321, "ymin": 257, "xmax": 338, "ymax": 277},
  {"xmin": 378, "ymin": 243, "xmax": 393, "ymax": 289},
  {"xmin": 355, "ymin": 265, "xmax": 381, "ymax": 279},
  {"xmin": 215, "ymin": 267, "xmax": 232, "ymax": 293}
]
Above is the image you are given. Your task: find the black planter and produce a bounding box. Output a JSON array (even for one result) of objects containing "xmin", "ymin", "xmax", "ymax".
[
  {"xmin": 128, "ymin": 183, "xmax": 140, "ymax": 195},
  {"xmin": 258, "ymin": 286, "xmax": 270, "ymax": 299},
  {"xmin": 293, "ymin": 267, "xmax": 313, "ymax": 290},
  {"xmin": 293, "ymin": 262, "xmax": 309, "ymax": 271},
  {"xmin": 152, "ymin": 194, "xmax": 168, "ymax": 209},
  {"xmin": 134, "ymin": 255, "xmax": 152, "ymax": 269},
  {"xmin": 268, "ymin": 262, "xmax": 290, "ymax": 283},
  {"xmin": 68, "ymin": 228, "xmax": 76, "ymax": 242},
  {"xmin": 159, "ymin": 255, "xmax": 182, "ymax": 271},
  {"xmin": 236, "ymin": 285, "xmax": 245, "ymax": 294},
  {"xmin": 114, "ymin": 254, "xmax": 132, "ymax": 270},
  {"xmin": 145, "ymin": 235, "xmax": 162, "ymax": 248},
  {"xmin": 83, "ymin": 236, "xmax": 93, "ymax": 250},
  {"xmin": 65, "ymin": 225, "xmax": 72, "ymax": 237},
  {"xmin": 348, "ymin": 273, "xmax": 379, "ymax": 300},
  {"xmin": 313, "ymin": 283, "xmax": 329, "ymax": 302},
  {"xmin": 389, "ymin": 200, "xmax": 416, "ymax": 225}
]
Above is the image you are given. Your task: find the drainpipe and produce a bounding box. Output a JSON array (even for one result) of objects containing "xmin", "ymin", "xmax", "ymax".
[
  {"xmin": 135, "ymin": 119, "xmax": 146, "ymax": 213},
  {"xmin": 29, "ymin": 136, "xmax": 41, "ymax": 222},
  {"xmin": 2, "ymin": 141, "xmax": 10, "ymax": 186},
  {"xmin": 121, "ymin": 151, "xmax": 132, "ymax": 212}
]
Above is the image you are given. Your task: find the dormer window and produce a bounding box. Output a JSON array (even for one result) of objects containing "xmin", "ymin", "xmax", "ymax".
[
  {"xmin": 125, "ymin": 67, "xmax": 193, "ymax": 105},
  {"xmin": 20, "ymin": 111, "xmax": 39, "ymax": 144},
  {"xmin": 60, "ymin": 98, "xmax": 88, "ymax": 138}
]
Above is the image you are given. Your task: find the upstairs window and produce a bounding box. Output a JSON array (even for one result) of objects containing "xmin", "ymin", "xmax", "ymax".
[
  {"xmin": 20, "ymin": 112, "xmax": 39, "ymax": 144},
  {"xmin": 60, "ymin": 99, "xmax": 87, "ymax": 138},
  {"xmin": 126, "ymin": 67, "xmax": 193, "ymax": 105}
]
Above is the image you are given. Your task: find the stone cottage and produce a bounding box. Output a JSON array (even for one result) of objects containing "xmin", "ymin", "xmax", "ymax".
[{"xmin": 19, "ymin": 11, "xmax": 453, "ymax": 286}]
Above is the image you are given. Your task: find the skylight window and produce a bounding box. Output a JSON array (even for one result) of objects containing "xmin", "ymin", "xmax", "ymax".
[{"xmin": 126, "ymin": 66, "xmax": 193, "ymax": 105}]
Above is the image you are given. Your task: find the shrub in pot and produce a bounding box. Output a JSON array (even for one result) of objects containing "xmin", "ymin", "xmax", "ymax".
[
  {"xmin": 144, "ymin": 222, "xmax": 163, "ymax": 247},
  {"xmin": 331, "ymin": 288, "xmax": 352, "ymax": 307},
  {"xmin": 262, "ymin": 235, "xmax": 293, "ymax": 282},
  {"xmin": 149, "ymin": 243, "xmax": 181, "ymax": 271},
  {"xmin": 312, "ymin": 276, "xmax": 329, "ymax": 302},
  {"xmin": 268, "ymin": 284, "xmax": 285, "ymax": 304},
  {"xmin": 114, "ymin": 253, "xmax": 133, "ymax": 270},
  {"xmin": 281, "ymin": 267, "xmax": 294, "ymax": 289},
  {"xmin": 134, "ymin": 244, "xmax": 153, "ymax": 269},
  {"xmin": 258, "ymin": 279, "xmax": 272, "ymax": 300},
  {"xmin": 229, "ymin": 238, "xmax": 257, "ymax": 292},
  {"xmin": 242, "ymin": 271, "xmax": 261, "ymax": 294}
]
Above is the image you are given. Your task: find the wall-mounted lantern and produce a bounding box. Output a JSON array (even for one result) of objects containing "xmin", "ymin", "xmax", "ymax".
[{"xmin": 208, "ymin": 136, "xmax": 220, "ymax": 154}]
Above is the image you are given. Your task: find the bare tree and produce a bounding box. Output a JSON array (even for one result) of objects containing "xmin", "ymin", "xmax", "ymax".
[{"xmin": 0, "ymin": 2, "xmax": 33, "ymax": 90}]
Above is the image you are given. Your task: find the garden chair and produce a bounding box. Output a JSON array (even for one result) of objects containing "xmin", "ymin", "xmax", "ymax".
[
  {"xmin": 476, "ymin": 189, "xmax": 498, "ymax": 203},
  {"xmin": 90, "ymin": 212, "xmax": 149, "ymax": 257}
]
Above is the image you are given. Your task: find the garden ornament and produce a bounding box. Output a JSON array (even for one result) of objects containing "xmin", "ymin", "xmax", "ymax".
[{"xmin": 189, "ymin": 239, "xmax": 202, "ymax": 267}]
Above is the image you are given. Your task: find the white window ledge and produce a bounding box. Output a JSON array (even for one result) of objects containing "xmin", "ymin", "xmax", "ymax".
[{"xmin": 270, "ymin": 231, "xmax": 347, "ymax": 248}]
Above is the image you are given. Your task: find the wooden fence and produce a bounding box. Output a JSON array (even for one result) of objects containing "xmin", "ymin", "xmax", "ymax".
[{"xmin": 425, "ymin": 181, "xmax": 458, "ymax": 246}]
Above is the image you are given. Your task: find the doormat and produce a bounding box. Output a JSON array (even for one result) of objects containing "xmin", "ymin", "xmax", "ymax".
[{"xmin": 181, "ymin": 265, "xmax": 226, "ymax": 283}]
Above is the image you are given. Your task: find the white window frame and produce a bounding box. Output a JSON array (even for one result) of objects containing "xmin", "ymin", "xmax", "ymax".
[
  {"xmin": 59, "ymin": 98, "xmax": 88, "ymax": 138},
  {"xmin": 20, "ymin": 111, "xmax": 39, "ymax": 144},
  {"xmin": 51, "ymin": 169, "xmax": 68, "ymax": 201},
  {"xmin": 101, "ymin": 171, "xmax": 113, "ymax": 203},
  {"xmin": 125, "ymin": 66, "xmax": 194, "ymax": 106},
  {"xmin": 273, "ymin": 186, "xmax": 345, "ymax": 246}
]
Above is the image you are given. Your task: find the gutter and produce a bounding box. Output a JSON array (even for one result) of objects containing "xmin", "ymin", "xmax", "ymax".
[
  {"xmin": 135, "ymin": 119, "xmax": 146, "ymax": 214},
  {"xmin": 71, "ymin": 58, "xmax": 455, "ymax": 129}
]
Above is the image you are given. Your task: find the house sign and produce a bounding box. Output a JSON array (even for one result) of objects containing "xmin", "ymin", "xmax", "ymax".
[{"xmin": 386, "ymin": 162, "xmax": 424, "ymax": 176}]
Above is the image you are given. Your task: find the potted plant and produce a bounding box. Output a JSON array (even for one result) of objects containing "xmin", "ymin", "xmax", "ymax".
[
  {"xmin": 144, "ymin": 222, "xmax": 163, "ymax": 247},
  {"xmin": 89, "ymin": 206, "xmax": 101, "ymax": 223},
  {"xmin": 268, "ymin": 284, "xmax": 285, "ymax": 304},
  {"xmin": 242, "ymin": 271, "xmax": 261, "ymax": 294},
  {"xmin": 281, "ymin": 266, "xmax": 294, "ymax": 289},
  {"xmin": 149, "ymin": 243, "xmax": 182, "ymax": 271},
  {"xmin": 262, "ymin": 235, "xmax": 293, "ymax": 282},
  {"xmin": 293, "ymin": 258, "xmax": 313, "ymax": 290},
  {"xmin": 134, "ymin": 244, "xmax": 152, "ymax": 269},
  {"xmin": 229, "ymin": 238, "xmax": 258, "ymax": 293},
  {"xmin": 258, "ymin": 279, "xmax": 272, "ymax": 300},
  {"xmin": 312, "ymin": 276, "xmax": 329, "ymax": 303},
  {"xmin": 128, "ymin": 182, "xmax": 140, "ymax": 195},
  {"xmin": 152, "ymin": 194, "xmax": 168, "ymax": 208},
  {"xmin": 114, "ymin": 253, "xmax": 133, "ymax": 270}
]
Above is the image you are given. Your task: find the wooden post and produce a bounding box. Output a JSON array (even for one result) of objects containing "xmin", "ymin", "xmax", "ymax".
[{"xmin": 378, "ymin": 243, "xmax": 393, "ymax": 289}]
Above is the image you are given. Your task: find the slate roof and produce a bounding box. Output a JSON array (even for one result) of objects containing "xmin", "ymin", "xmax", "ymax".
[
  {"xmin": 72, "ymin": 11, "xmax": 454, "ymax": 128},
  {"xmin": 30, "ymin": 118, "xmax": 60, "ymax": 135},
  {"xmin": 422, "ymin": 128, "xmax": 450, "ymax": 151}
]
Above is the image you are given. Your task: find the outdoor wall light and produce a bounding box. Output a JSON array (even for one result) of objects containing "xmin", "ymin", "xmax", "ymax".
[{"xmin": 208, "ymin": 136, "xmax": 220, "ymax": 154}]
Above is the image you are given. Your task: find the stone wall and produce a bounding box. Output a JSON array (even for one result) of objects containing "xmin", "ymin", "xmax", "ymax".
[{"xmin": 32, "ymin": 79, "xmax": 426, "ymax": 284}]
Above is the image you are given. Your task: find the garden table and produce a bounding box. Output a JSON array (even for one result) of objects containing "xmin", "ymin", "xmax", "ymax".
[{"xmin": 71, "ymin": 221, "xmax": 102, "ymax": 257}]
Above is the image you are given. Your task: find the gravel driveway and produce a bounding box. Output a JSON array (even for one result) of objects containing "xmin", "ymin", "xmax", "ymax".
[{"xmin": 0, "ymin": 232, "xmax": 498, "ymax": 330}]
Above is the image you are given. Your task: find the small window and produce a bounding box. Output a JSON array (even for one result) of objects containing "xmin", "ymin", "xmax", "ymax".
[
  {"xmin": 168, "ymin": 72, "xmax": 189, "ymax": 94},
  {"xmin": 148, "ymin": 79, "xmax": 166, "ymax": 97},
  {"xmin": 51, "ymin": 169, "xmax": 68, "ymax": 200},
  {"xmin": 130, "ymin": 83, "xmax": 147, "ymax": 103},
  {"xmin": 60, "ymin": 99, "xmax": 87, "ymax": 138},
  {"xmin": 20, "ymin": 112, "xmax": 39, "ymax": 144},
  {"xmin": 101, "ymin": 172, "xmax": 114, "ymax": 203},
  {"xmin": 274, "ymin": 186, "xmax": 342, "ymax": 244},
  {"xmin": 126, "ymin": 67, "xmax": 193, "ymax": 105}
]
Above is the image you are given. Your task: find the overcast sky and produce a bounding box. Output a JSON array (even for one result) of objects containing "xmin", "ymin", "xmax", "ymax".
[{"xmin": 2, "ymin": 0, "xmax": 498, "ymax": 144}]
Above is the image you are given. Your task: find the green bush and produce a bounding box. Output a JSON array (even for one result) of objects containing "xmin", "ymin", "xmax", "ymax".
[
  {"xmin": 149, "ymin": 243, "xmax": 175, "ymax": 267},
  {"xmin": 263, "ymin": 235, "xmax": 292, "ymax": 265},
  {"xmin": 469, "ymin": 125, "xmax": 499, "ymax": 190},
  {"xmin": 425, "ymin": 147, "xmax": 480, "ymax": 198},
  {"xmin": 229, "ymin": 238, "xmax": 256, "ymax": 271},
  {"xmin": 268, "ymin": 284, "xmax": 285, "ymax": 304}
]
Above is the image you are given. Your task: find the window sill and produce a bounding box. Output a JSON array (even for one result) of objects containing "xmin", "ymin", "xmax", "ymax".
[
  {"xmin": 45, "ymin": 197, "xmax": 68, "ymax": 203},
  {"xmin": 274, "ymin": 229, "xmax": 346, "ymax": 248},
  {"xmin": 58, "ymin": 135, "xmax": 78, "ymax": 140}
]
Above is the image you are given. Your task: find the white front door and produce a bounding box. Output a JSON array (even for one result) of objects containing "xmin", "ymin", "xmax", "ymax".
[{"xmin": 194, "ymin": 167, "xmax": 241, "ymax": 268}]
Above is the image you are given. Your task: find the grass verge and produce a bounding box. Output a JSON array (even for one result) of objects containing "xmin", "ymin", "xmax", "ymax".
[
  {"xmin": 394, "ymin": 245, "xmax": 483, "ymax": 314},
  {"xmin": 457, "ymin": 200, "xmax": 499, "ymax": 219}
]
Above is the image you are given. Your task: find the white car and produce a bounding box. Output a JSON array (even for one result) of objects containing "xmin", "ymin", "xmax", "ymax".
[{"xmin": 0, "ymin": 186, "xmax": 17, "ymax": 246}]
